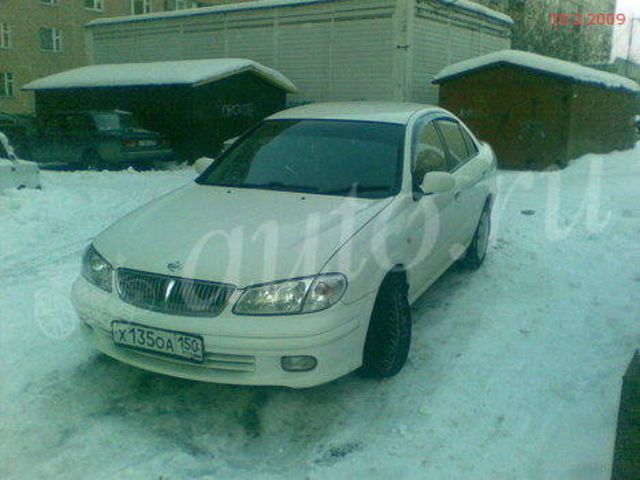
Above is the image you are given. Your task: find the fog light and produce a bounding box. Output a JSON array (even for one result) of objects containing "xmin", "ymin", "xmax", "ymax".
[{"xmin": 281, "ymin": 356, "xmax": 317, "ymax": 372}]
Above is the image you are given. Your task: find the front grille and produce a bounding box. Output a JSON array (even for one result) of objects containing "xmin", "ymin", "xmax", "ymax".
[{"xmin": 117, "ymin": 268, "xmax": 235, "ymax": 317}]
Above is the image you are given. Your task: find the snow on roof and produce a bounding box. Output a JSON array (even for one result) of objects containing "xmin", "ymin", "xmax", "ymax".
[
  {"xmin": 432, "ymin": 50, "xmax": 640, "ymax": 93},
  {"xmin": 87, "ymin": 0, "xmax": 511, "ymax": 28},
  {"xmin": 22, "ymin": 58, "xmax": 298, "ymax": 93},
  {"xmin": 269, "ymin": 102, "xmax": 443, "ymax": 124}
]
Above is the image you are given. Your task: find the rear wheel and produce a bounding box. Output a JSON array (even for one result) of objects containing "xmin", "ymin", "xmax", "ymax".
[
  {"xmin": 358, "ymin": 274, "xmax": 412, "ymax": 378},
  {"xmin": 461, "ymin": 205, "xmax": 491, "ymax": 270}
]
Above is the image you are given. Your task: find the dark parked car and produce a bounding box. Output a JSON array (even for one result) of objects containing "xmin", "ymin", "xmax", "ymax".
[
  {"xmin": 24, "ymin": 110, "xmax": 173, "ymax": 169},
  {"xmin": 0, "ymin": 112, "xmax": 35, "ymax": 158}
]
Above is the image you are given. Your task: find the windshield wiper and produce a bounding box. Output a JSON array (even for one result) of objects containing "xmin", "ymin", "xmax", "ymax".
[
  {"xmin": 242, "ymin": 182, "xmax": 320, "ymax": 193},
  {"xmin": 321, "ymin": 185, "xmax": 391, "ymax": 195}
]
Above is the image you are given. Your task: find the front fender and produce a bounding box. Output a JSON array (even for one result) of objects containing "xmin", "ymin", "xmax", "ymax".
[{"xmin": 322, "ymin": 195, "xmax": 413, "ymax": 305}]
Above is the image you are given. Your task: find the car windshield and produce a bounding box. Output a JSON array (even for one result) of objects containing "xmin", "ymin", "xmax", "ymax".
[
  {"xmin": 197, "ymin": 119, "xmax": 405, "ymax": 199},
  {"xmin": 93, "ymin": 112, "xmax": 139, "ymax": 131}
]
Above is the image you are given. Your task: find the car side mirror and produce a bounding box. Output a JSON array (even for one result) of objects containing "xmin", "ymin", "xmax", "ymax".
[
  {"xmin": 420, "ymin": 171, "xmax": 455, "ymax": 195},
  {"xmin": 194, "ymin": 157, "xmax": 215, "ymax": 175}
]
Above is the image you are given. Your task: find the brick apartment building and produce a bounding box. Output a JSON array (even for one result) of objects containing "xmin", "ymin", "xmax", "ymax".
[{"xmin": 0, "ymin": 0, "xmax": 235, "ymax": 113}]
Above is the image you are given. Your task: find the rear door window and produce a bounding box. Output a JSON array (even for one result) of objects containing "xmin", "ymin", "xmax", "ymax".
[
  {"xmin": 460, "ymin": 127, "xmax": 478, "ymax": 157},
  {"xmin": 437, "ymin": 120, "xmax": 469, "ymax": 171}
]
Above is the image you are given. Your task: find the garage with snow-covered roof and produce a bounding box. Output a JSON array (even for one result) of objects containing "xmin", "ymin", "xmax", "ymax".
[
  {"xmin": 432, "ymin": 50, "xmax": 640, "ymax": 170},
  {"xmin": 23, "ymin": 59, "xmax": 297, "ymax": 160}
]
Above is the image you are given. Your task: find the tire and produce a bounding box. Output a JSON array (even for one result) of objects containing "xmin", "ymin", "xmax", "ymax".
[
  {"xmin": 358, "ymin": 274, "xmax": 412, "ymax": 378},
  {"xmin": 82, "ymin": 150, "xmax": 105, "ymax": 171},
  {"xmin": 461, "ymin": 204, "xmax": 491, "ymax": 270}
]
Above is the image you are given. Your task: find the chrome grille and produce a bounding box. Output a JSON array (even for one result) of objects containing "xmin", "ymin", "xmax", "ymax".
[{"xmin": 117, "ymin": 269, "xmax": 235, "ymax": 317}]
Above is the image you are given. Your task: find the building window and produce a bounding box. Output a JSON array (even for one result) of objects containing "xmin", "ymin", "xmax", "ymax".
[
  {"xmin": 0, "ymin": 72, "xmax": 15, "ymax": 97},
  {"xmin": 0, "ymin": 23, "xmax": 11, "ymax": 49},
  {"xmin": 84, "ymin": 0, "xmax": 104, "ymax": 11},
  {"xmin": 40, "ymin": 0, "xmax": 59, "ymax": 5},
  {"xmin": 39, "ymin": 27, "xmax": 63, "ymax": 52},
  {"xmin": 131, "ymin": 0, "xmax": 152, "ymax": 14}
]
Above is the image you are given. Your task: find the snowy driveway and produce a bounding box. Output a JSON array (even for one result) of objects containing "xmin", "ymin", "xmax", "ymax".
[{"xmin": 1, "ymin": 146, "xmax": 639, "ymax": 480}]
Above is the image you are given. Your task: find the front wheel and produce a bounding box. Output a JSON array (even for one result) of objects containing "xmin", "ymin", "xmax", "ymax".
[
  {"xmin": 358, "ymin": 274, "xmax": 412, "ymax": 378},
  {"xmin": 461, "ymin": 205, "xmax": 491, "ymax": 270}
]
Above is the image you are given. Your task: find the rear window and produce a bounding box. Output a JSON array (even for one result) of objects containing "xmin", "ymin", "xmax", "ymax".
[{"xmin": 93, "ymin": 113, "xmax": 139, "ymax": 131}]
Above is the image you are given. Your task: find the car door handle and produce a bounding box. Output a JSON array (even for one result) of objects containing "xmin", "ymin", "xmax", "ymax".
[{"xmin": 454, "ymin": 191, "xmax": 461, "ymax": 201}]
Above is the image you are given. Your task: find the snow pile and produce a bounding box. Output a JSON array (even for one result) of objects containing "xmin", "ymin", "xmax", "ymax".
[
  {"xmin": 23, "ymin": 59, "xmax": 298, "ymax": 93},
  {"xmin": 87, "ymin": 0, "xmax": 511, "ymax": 27},
  {"xmin": 433, "ymin": 50, "xmax": 640, "ymax": 93},
  {"xmin": 1, "ymin": 144, "xmax": 639, "ymax": 478}
]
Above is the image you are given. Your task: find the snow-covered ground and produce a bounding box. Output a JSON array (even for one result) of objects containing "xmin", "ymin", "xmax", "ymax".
[{"xmin": 1, "ymin": 146, "xmax": 639, "ymax": 480}]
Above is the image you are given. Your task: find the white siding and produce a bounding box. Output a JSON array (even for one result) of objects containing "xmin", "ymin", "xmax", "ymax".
[
  {"xmin": 88, "ymin": 0, "xmax": 510, "ymax": 104},
  {"xmin": 93, "ymin": 21, "xmax": 184, "ymax": 64},
  {"xmin": 409, "ymin": 3, "xmax": 511, "ymax": 104},
  {"xmin": 90, "ymin": 0, "xmax": 397, "ymax": 104}
]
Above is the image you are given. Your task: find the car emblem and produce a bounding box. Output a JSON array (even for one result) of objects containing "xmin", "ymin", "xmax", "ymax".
[{"xmin": 167, "ymin": 261, "xmax": 183, "ymax": 273}]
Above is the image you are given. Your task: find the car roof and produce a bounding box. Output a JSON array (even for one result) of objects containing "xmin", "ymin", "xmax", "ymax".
[{"xmin": 268, "ymin": 102, "xmax": 445, "ymax": 125}]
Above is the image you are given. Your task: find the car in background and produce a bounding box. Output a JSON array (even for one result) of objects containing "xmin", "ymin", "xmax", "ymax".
[
  {"xmin": 25, "ymin": 110, "xmax": 173, "ymax": 169},
  {"xmin": 0, "ymin": 131, "xmax": 41, "ymax": 193},
  {"xmin": 72, "ymin": 102, "xmax": 497, "ymax": 388},
  {"xmin": 0, "ymin": 112, "xmax": 36, "ymax": 158}
]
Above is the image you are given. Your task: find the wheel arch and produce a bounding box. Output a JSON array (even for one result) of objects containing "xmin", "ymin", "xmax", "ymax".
[{"xmin": 385, "ymin": 264, "xmax": 409, "ymax": 294}]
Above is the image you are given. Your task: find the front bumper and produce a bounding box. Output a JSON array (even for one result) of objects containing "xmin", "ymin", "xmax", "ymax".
[{"xmin": 71, "ymin": 277, "xmax": 374, "ymax": 388}]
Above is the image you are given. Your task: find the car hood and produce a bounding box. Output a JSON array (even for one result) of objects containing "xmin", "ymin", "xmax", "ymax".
[{"xmin": 94, "ymin": 184, "xmax": 392, "ymax": 287}]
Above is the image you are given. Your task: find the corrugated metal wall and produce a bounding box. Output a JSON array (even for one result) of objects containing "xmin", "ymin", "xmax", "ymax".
[
  {"xmin": 410, "ymin": 1, "xmax": 511, "ymax": 103},
  {"xmin": 91, "ymin": 0, "xmax": 397, "ymax": 103},
  {"xmin": 89, "ymin": 0, "xmax": 510, "ymax": 104}
]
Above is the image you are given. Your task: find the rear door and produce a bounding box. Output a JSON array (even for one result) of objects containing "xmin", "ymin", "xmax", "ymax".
[{"xmin": 435, "ymin": 118, "xmax": 486, "ymax": 246}]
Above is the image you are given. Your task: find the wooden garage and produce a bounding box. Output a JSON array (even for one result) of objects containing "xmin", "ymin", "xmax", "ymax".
[
  {"xmin": 23, "ymin": 59, "xmax": 297, "ymax": 160},
  {"xmin": 432, "ymin": 50, "xmax": 640, "ymax": 170}
]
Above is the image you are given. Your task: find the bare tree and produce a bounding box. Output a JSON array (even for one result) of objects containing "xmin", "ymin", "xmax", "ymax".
[{"xmin": 509, "ymin": 0, "xmax": 613, "ymax": 64}]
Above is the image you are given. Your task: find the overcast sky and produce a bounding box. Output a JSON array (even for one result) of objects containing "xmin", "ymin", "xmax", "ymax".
[{"xmin": 612, "ymin": 0, "xmax": 639, "ymax": 61}]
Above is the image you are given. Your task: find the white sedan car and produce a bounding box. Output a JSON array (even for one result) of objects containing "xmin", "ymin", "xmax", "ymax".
[{"xmin": 72, "ymin": 102, "xmax": 497, "ymax": 388}]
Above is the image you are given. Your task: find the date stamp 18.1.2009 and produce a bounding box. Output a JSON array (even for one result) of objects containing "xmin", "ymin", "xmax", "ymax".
[{"xmin": 549, "ymin": 12, "xmax": 627, "ymax": 27}]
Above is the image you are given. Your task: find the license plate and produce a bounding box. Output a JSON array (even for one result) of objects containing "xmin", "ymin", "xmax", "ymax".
[
  {"xmin": 138, "ymin": 140, "xmax": 157, "ymax": 147},
  {"xmin": 111, "ymin": 321, "xmax": 204, "ymax": 363}
]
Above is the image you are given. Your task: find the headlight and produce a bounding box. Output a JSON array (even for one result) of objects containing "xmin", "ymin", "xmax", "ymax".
[
  {"xmin": 233, "ymin": 273, "xmax": 347, "ymax": 315},
  {"xmin": 82, "ymin": 244, "xmax": 113, "ymax": 292}
]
